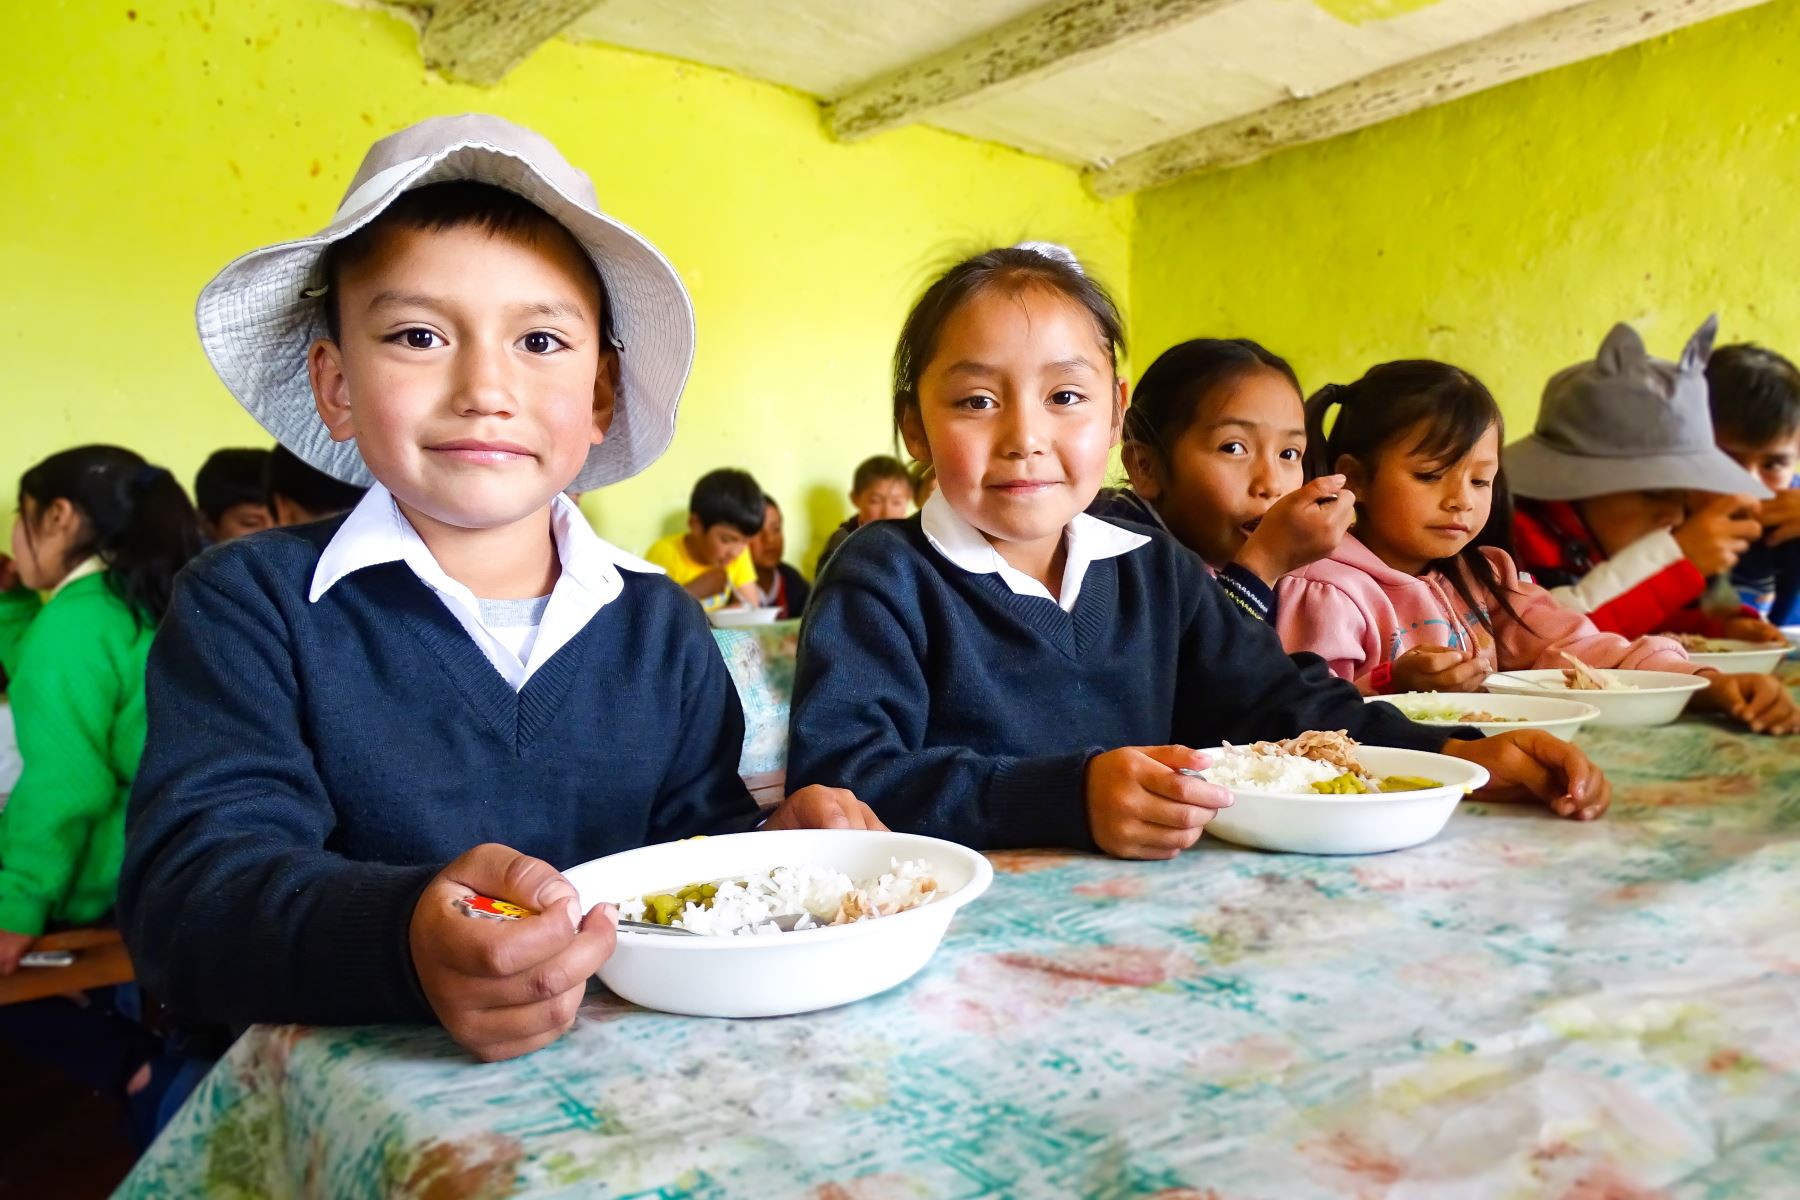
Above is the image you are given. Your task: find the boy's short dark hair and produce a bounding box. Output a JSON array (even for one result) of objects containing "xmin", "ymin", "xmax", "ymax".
[
  {"xmin": 319, "ymin": 181, "xmax": 612, "ymax": 345},
  {"xmin": 1707, "ymin": 343, "xmax": 1800, "ymax": 446},
  {"xmin": 267, "ymin": 445, "xmax": 369, "ymax": 517},
  {"xmin": 852, "ymin": 455, "xmax": 909, "ymax": 495},
  {"xmin": 194, "ymin": 448, "xmax": 273, "ymax": 521},
  {"xmin": 689, "ymin": 468, "xmax": 766, "ymax": 536}
]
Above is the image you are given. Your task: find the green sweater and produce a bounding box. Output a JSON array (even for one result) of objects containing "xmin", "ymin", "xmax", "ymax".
[
  {"xmin": 0, "ymin": 573, "xmax": 150, "ymax": 935},
  {"xmin": 0, "ymin": 585, "xmax": 41, "ymax": 686}
]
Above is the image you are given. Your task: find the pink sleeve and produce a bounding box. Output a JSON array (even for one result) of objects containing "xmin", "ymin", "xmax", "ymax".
[
  {"xmin": 1276, "ymin": 575, "xmax": 1383, "ymax": 692},
  {"xmin": 1483, "ymin": 548, "xmax": 1697, "ymax": 675}
]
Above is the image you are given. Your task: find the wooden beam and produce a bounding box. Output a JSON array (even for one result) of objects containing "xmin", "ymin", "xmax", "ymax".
[
  {"xmin": 1087, "ymin": 0, "xmax": 1773, "ymax": 197},
  {"xmin": 421, "ymin": 0, "xmax": 602, "ymax": 86},
  {"xmin": 827, "ymin": 0, "xmax": 1242, "ymax": 143}
]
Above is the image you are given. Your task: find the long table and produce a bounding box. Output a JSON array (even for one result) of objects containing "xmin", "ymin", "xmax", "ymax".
[{"xmin": 118, "ymin": 683, "xmax": 1800, "ymax": 1198}]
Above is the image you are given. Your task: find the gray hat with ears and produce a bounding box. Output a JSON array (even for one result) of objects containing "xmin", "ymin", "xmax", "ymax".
[{"xmin": 1504, "ymin": 314, "xmax": 1772, "ymax": 502}]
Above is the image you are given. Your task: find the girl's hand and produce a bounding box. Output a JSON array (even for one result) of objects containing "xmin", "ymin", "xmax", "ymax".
[
  {"xmin": 1085, "ymin": 746, "xmax": 1232, "ymax": 860},
  {"xmin": 1391, "ymin": 646, "xmax": 1488, "ymax": 693},
  {"xmin": 1719, "ymin": 615, "xmax": 1784, "ymax": 645},
  {"xmin": 1235, "ymin": 476, "xmax": 1357, "ymax": 587},
  {"xmin": 409, "ymin": 844, "xmax": 617, "ymax": 1063},
  {"xmin": 1442, "ymin": 731, "xmax": 1611, "ymax": 820},
  {"xmin": 763, "ymin": 786, "xmax": 887, "ymax": 831},
  {"xmin": 0, "ymin": 555, "xmax": 19, "ymax": 593},
  {"xmin": 0, "ymin": 928, "xmax": 35, "ymax": 975},
  {"xmin": 1698, "ymin": 672, "xmax": 1800, "ymax": 735}
]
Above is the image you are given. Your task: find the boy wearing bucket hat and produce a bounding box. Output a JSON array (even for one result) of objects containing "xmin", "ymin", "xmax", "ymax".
[
  {"xmin": 119, "ymin": 115, "xmax": 880, "ymax": 1064},
  {"xmin": 1509, "ymin": 316, "xmax": 1782, "ymax": 645}
]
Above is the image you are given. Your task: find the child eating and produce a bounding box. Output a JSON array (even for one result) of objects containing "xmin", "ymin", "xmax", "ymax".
[
  {"xmin": 1274, "ymin": 360, "xmax": 1798, "ymax": 735},
  {"xmin": 1509, "ymin": 318, "xmax": 1780, "ymax": 644},
  {"xmin": 1108, "ymin": 337, "xmax": 1353, "ymax": 625},
  {"xmin": 644, "ymin": 467, "xmax": 767, "ymax": 611},
  {"xmin": 193, "ymin": 447, "xmax": 273, "ymax": 543},
  {"xmin": 120, "ymin": 116, "xmax": 876, "ymax": 1065},
  {"xmin": 748, "ymin": 495, "xmax": 809, "ymax": 619},
  {"xmin": 1707, "ymin": 342, "xmax": 1800, "ymax": 624},
  {"xmin": 787, "ymin": 243, "xmax": 1617, "ymax": 855}
]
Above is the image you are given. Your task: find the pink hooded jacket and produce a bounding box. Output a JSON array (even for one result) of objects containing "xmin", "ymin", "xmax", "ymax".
[{"xmin": 1275, "ymin": 535, "xmax": 1695, "ymax": 694}]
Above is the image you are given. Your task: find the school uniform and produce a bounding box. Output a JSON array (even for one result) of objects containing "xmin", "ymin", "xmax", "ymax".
[
  {"xmin": 120, "ymin": 486, "xmax": 759, "ymax": 1029},
  {"xmin": 1087, "ymin": 489, "xmax": 1277, "ymax": 625},
  {"xmin": 761, "ymin": 562, "xmax": 811, "ymax": 620},
  {"xmin": 787, "ymin": 494, "xmax": 1466, "ymax": 850}
]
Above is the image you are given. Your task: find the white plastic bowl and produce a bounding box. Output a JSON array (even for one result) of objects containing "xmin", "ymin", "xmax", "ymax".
[
  {"xmin": 1782, "ymin": 626, "xmax": 1800, "ymax": 652},
  {"xmin": 1483, "ymin": 669, "xmax": 1709, "ymax": 726},
  {"xmin": 563, "ymin": 830, "xmax": 993, "ymax": 1018},
  {"xmin": 1680, "ymin": 641, "xmax": 1788, "ymax": 674},
  {"xmin": 706, "ymin": 606, "xmax": 783, "ymax": 628},
  {"xmin": 1199, "ymin": 745, "xmax": 1487, "ymax": 856},
  {"xmin": 1373, "ymin": 691, "xmax": 1603, "ymax": 742}
]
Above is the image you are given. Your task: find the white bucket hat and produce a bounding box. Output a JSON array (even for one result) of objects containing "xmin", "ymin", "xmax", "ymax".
[{"xmin": 195, "ymin": 113, "xmax": 695, "ymax": 491}]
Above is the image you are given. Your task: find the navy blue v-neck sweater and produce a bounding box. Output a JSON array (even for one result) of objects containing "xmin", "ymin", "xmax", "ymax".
[
  {"xmin": 119, "ymin": 519, "xmax": 758, "ymax": 1029},
  {"xmin": 787, "ymin": 515, "xmax": 1472, "ymax": 850}
]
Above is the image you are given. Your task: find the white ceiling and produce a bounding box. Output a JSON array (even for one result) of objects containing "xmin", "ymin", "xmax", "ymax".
[
  {"xmin": 367, "ymin": 0, "xmax": 1767, "ymax": 193},
  {"xmin": 567, "ymin": 0, "xmax": 1588, "ymax": 167}
]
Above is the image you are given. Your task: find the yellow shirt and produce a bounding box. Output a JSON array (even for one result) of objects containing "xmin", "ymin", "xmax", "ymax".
[{"xmin": 644, "ymin": 533, "xmax": 756, "ymax": 611}]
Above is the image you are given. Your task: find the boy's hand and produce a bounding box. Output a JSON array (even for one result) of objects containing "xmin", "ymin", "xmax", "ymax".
[
  {"xmin": 683, "ymin": 568, "xmax": 729, "ymax": 601},
  {"xmin": 1391, "ymin": 646, "xmax": 1487, "ymax": 694},
  {"xmin": 1758, "ymin": 488, "xmax": 1800, "ymax": 546},
  {"xmin": 763, "ymin": 785, "xmax": 887, "ymax": 831},
  {"xmin": 1719, "ymin": 615, "xmax": 1785, "ymax": 645},
  {"xmin": 410, "ymin": 844, "xmax": 616, "ymax": 1063},
  {"xmin": 1443, "ymin": 731, "xmax": 1610, "ymax": 820},
  {"xmin": 1673, "ymin": 494, "xmax": 1762, "ymax": 576},
  {"xmin": 0, "ymin": 928, "xmax": 34, "ymax": 976},
  {"xmin": 1697, "ymin": 672, "xmax": 1800, "ymax": 735},
  {"xmin": 1235, "ymin": 476, "xmax": 1356, "ymax": 587},
  {"xmin": 1086, "ymin": 746, "xmax": 1233, "ymax": 860}
]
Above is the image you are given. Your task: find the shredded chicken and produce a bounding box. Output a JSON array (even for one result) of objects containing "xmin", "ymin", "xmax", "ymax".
[
  {"xmin": 1559, "ymin": 651, "xmax": 1610, "ymax": 691},
  {"xmin": 1252, "ymin": 729, "xmax": 1365, "ymax": 776}
]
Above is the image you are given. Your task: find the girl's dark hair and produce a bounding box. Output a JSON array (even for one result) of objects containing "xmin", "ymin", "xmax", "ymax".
[
  {"xmin": 1123, "ymin": 337, "xmax": 1300, "ymax": 459},
  {"xmin": 891, "ymin": 245, "xmax": 1125, "ymax": 439},
  {"xmin": 1303, "ymin": 360, "xmax": 1519, "ymax": 631},
  {"xmin": 18, "ymin": 445, "xmax": 202, "ymax": 626}
]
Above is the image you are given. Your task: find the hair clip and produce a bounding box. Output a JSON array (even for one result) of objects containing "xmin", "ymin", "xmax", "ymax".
[{"xmin": 1012, "ymin": 240, "xmax": 1084, "ymax": 276}]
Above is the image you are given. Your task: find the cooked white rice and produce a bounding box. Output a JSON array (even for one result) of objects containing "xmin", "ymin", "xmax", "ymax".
[
  {"xmin": 1201, "ymin": 745, "xmax": 1342, "ymax": 794},
  {"xmin": 621, "ymin": 858, "xmax": 938, "ymax": 937}
]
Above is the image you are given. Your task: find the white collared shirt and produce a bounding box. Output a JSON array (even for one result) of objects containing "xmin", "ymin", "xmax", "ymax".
[
  {"xmin": 919, "ymin": 490, "xmax": 1149, "ymax": 612},
  {"xmin": 310, "ymin": 484, "xmax": 662, "ymax": 691},
  {"xmin": 51, "ymin": 556, "xmax": 107, "ymax": 598}
]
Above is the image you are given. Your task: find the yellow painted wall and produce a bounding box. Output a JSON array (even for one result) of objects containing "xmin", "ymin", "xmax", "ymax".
[
  {"xmin": 1131, "ymin": 1, "xmax": 1800, "ymax": 435},
  {"xmin": 0, "ymin": 0, "xmax": 1131, "ymax": 570}
]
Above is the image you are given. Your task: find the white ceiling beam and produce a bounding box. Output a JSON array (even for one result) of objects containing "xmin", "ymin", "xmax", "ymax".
[
  {"xmin": 421, "ymin": 0, "xmax": 603, "ymax": 86},
  {"xmin": 1087, "ymin": 0, "xmax": 1772, "ymax": 198},
  {"xmin": 826, "ymin": 0, "xmax": 1243, "ymax": 142}
]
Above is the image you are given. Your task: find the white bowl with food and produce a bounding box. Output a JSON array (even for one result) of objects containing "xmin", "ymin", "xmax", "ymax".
[
  {"xmin": 563, "ymin": 829, "xmax": 992, "ymax": 1018},
  {"xmin": 1482, "ymin": 668, "xmax": 1709, "ymax": 726},
  {"xmin": 706, "ymin": 605, "xmax": 783, "ymax": 629},
  {"xmin": 1670, "ymin": 637, "xmax": 1789, "ymax": 675},
  {"xmin": 1373, "ymin": 691, "xmax": 1603, "ymax": 741},
  {"xmin": 1196, "ymin": 734, "xmax": 1488, "ymax": 856},
  {"xmin": 1782, "ymin": 626, "xmax": 1800, "ymax": 652}
]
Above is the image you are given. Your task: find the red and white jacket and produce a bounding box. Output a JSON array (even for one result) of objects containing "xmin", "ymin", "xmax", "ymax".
[{"xmin": 1511, "ymin": 499, "xmax": 1755, "ymax": 640}]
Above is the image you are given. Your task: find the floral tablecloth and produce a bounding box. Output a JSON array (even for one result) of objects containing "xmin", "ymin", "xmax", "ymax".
[{"xmin": 119, "ymin": 685, "xmax": 1800, "ymax": 1199}]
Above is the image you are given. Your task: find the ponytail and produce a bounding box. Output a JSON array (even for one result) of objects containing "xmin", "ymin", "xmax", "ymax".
[
  {"xmin": 18, "ymin": 447, "xmax": 202, "ymax": 626},
  {"xmin": 1301, "ymin": 383, "xmax": 1348, "ymax": 480},
  {"xmin": 1303, "ymin": 363, "xmax": 1523, "ymax": 633}
]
